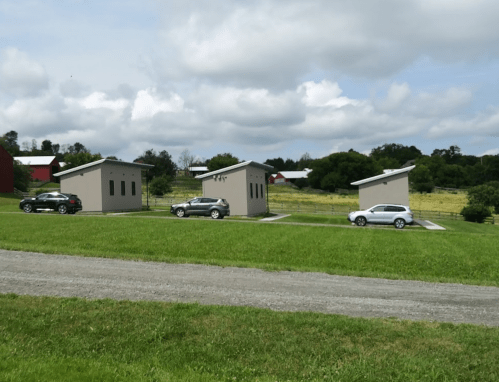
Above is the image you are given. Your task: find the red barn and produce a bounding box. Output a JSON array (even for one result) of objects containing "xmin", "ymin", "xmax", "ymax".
[
  {"xmin": 0, "ymin": 146, "xmax": 14, "ymax": 193},
  {"xmin": 14, "ymin": 156, "xmax": 61, "ymax": 183}
]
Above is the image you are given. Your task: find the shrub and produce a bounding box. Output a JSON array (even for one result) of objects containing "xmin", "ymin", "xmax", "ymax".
[
  {"xmin": 35, "ymin": 189, "xmax": 49, "ymax": 196},
  {"xmin": 149, "ymin": 176, "xmax": 172, "ymax": 196},
  {"xmin": 460, "ymin": 204, "xmax": 492, "ymax": 223},
  {"xmin": 293, "ymin": 178, "xmax": 309, "ymax": 189}
]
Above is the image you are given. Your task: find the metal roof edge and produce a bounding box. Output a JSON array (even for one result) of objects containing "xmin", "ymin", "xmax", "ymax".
[
  {"xmin": 53, "ymin": 159, "xmax": 154, "ymax": 177},
  {"xmin": 351, "ymin": 165, "xmax": 416, "ymax": 186},
  {"xmin": 195, "ymin": 161, "xmax": 274, "ymax": 179}
]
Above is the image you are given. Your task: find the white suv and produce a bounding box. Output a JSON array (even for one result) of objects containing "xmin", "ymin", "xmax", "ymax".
[{"xmin": 347, "ymin": 204, "xmax": 414, "ymax": 229}]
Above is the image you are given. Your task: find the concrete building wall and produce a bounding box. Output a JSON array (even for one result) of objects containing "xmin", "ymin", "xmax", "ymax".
[
  {"xmin": 202, "ymin": 165, "xmax": 268, "ymax": 216},
  {"xmin": 60, "ymin": 166, "xmax": 103, "ymax": 212},
  {"xmin": 100, "ymin": 162, "xmax": 143, "ymax": 212},
  {"xmin": 60, "ymin": 162, "xmax": 143, "ymax": 212},
  {"xmin": 202, "ymin": 167, "xmax": 248, "ymax": 215},
  {"xmin": 358, "ymin": 172, "xmax": 409, "ymax": 209},
  {"xmin": 245, "ymin": 165, "xmax": 267, "ymax": 216}
]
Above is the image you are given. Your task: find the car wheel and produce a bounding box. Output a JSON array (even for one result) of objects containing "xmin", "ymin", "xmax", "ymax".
[
  {"xmin": 58, "ymin": 204, "xmax": 68, "ymax": 214},
  {"xmin": 23, "ymin": 204, "xmax": 33, "ymax": 213},
  {"xmin": 176, "ymin": 208, "xmax": 185, "ymax": 218},
  {"xmin": 355, "ymin": 216, "xmax": 367, "ymax": 227},
  {"xmin": 394, "ymin": 218, "xmax": 406, "ymax": 229},
  {"xmin": 211, "ymin": 209, "xmax": 220, "ymax": 219}
]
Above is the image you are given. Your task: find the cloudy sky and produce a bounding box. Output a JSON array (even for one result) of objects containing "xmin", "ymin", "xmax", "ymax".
[{"xmin": 2, "ymin": 0, "xmax": 499, "ymax": 164}]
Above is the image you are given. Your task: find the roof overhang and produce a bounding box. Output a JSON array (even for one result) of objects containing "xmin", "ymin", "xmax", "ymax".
[
  {"xmin": 351, "ymin": 165, "xmax": 416, "ymax": 186},
  {"xmin": 195, "ymin": 161, "xmax": 274, "ymax": 179},
  {"xmin": 54, "ymin": 159, "xmax": 154, "ymax": 177}
]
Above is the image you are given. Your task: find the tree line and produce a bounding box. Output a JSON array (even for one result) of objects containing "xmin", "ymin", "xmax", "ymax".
[{"xmin": 3, "ymin": 129, "xmax": 499, "ymax": 195}]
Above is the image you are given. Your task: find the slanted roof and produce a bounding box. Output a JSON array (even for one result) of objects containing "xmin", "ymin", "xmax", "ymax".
[
  {"xmin": 278, "ymin": 170, "xmax": 311, "ymax": 179},
  {"xmin": 351, "ymin": 165, "xmax": 415, "ymax": 186},
  {"xmin": 14, "ymin": 156, "xmax": 57, "ymax": 166},
  {"xmin": 195, "ymin": 161, "xmax": 274, "ymax": 179},
  {"xmin": 53, "ymin": 159, "xmax": 154, "ymax": 177}
]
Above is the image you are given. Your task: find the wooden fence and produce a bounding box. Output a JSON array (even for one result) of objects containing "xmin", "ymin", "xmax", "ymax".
[{"xmin": 144, "ymin": 197, "xmax": 497, "ymax": 223}]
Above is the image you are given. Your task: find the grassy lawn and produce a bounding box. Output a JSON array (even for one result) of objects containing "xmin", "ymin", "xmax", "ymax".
[
  {"xmin": 1, "ymin": 213, "xmax": 499, "ymax": 286},
  {"xmin": 0, "ymin": 193, "xmax": 21, "ymax": 212},
  {"xmin": 1, "ymin": 294, "xmax": 498, "ymax": 382}
]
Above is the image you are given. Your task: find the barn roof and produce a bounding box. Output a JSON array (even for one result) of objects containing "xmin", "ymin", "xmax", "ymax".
[
  {"xmin": 14, "ymin": 156, "xmax": 58, "ymax": 166},
  {"xmin": 278, "ymin": 169, "xmax": 312, "ymax": 179},
  {"xmin": 351, "ymin": 165, "xmax": 415, "ymax": 186}
]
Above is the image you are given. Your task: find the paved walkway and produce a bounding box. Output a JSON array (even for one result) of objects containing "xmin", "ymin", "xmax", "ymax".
[
  {"xmin": 415, "ymin": 219, "xmax": 446, "ymax": 230},
  {"xmin": 259, "ymin": 213, "xmax": 290, "ymax": 221}
]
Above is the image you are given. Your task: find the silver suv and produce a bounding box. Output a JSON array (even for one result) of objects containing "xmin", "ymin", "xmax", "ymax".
[
  {"xmin": 170, "ymin": 197, "xmax": 230, "ymax": 219},
  {"xmin": 347, "ymin": 204, "xmax": 413, "ymax": 229}
]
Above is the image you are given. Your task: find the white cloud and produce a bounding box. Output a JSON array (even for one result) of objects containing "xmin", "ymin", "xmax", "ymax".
[
  {"xmin": 480, "ymin": 148, "xmax": 499, "ymax": 156},
  {"xmin": 153, "ymin": 0, "xmax": 499, "ymax": 87},
  {"xmin": 298, "ymin": 80, "xmax": 362, "ymax": 109},
  {"xmin": 190, "ymin": 85, "xmax": 304, "ymax": 127},
  {"xmin": 67, "ymin": 92, "xmax": 129, "ymax": 111},
  {"xmin": 131, "ymin": 88, "xmax": 184, "ymax": 120},
  {"xmin": 0, "ymin": 48, "xmax": 49, "ymax": 97}
]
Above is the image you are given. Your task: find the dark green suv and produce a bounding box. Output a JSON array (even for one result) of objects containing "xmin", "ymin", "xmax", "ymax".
[{"xmin": 170, "ymin": 197, "xmax": 230, "ymax": 219}]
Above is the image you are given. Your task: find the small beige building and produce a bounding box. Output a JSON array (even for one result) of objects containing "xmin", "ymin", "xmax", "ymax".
[
  {"xmin": 196, "ymin": 161, "xmax": 274, "ymax": 216},
  {"xmin": 351, "ymin": 166, "xmax": 415, "ymax": 209},
  {"xmin": 54, "ymin": 159, "xmax": 154, "ymax": 212}
]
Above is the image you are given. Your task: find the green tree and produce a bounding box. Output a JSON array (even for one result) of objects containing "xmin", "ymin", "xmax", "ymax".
[
  {"xmin": 0, "ymin": 131, "xmax": 20, "ymax": 156},
  {"xmin": 63, "ymin": 152, "xmax": 103, "ymax": 170},
  {"xmin": 370, "ymin": 143, "xmax": 422, "ymax": 167},
  {"xmin": 467, "ymin": 184, "xmax": 499, "ymax": 213},
  {"xmin": 297, "ymin": 153, "xmax": 313, "ymax": 170},
  {"xmin": 375, "ymin": 157, "xmax": 400, "ymax": 170},
  {"xmin": 409, "ymin": 164, "xmax": 434, "ymax": 193},
  {"xmin": 41, "ymin": 140, "xmax": 53, "ymax": 153},
  {"xmin": 460, "ymin": 183, "xmax": 499, "ymax": 223},
  {"xmin": 13, "ymin": 160, "xmax": 33, "ymax": 192},
  {"xmin": 308, "ymin": 152, "xmax": 382, "ymax": 192},
  {"xmin": 149, "ymin": 175, "xmax": 173, "ymax": 196},
  {"xmin": 134, "ymin": 149, "xmax": 177, "ymax": 181},
  {"xmin": 207, "ymin": 153, "xmax": 239, "ymax": 172}
]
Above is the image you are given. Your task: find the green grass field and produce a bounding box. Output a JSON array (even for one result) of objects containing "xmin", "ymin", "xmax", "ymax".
[
  {"xmin": 2, "ymin": 189, "xmax": 499, "ymax": 381},
  {"xmin": 1, "ymin": 213, "xmax": 498, "ymax": 286},
  {"xmin": 1, "ymin": 294, "xmax": 498, "ymax": 382}
]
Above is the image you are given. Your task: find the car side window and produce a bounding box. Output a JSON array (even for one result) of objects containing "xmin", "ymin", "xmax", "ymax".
[
  {"xmin": 397, "ymin": 207, "xmax": 406, "ymax": 212},
  {"xmin": 384, "ymin": 206, "xmax": 397, "ymax": 212},
  {"xmin": 372, "ymin": 206, "xmax": 385, "ymax": 212},
  {"xmin": 38, "ymin": 194, "xmax": 48, "ymax": 199}
]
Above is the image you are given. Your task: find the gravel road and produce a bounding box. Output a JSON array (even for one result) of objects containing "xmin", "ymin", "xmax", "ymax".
[{"xmin": 1, "ymin": 249, "xmax": 498, "ymax": 326}]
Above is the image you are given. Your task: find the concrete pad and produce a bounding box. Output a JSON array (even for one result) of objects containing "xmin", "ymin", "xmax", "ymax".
[
  {"xmin": 260, "ymin": 214, "xmax": 290, "ymax": 221},
  {"xmin": 415, "ymin": 219, "xmax": 446, "ymax": 230}
]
